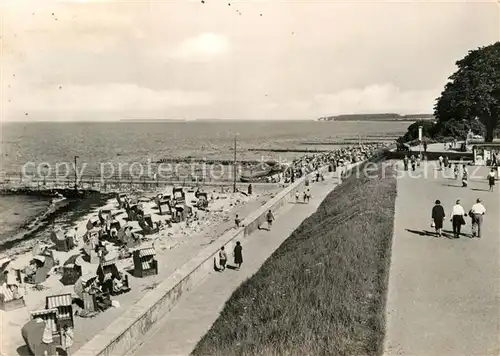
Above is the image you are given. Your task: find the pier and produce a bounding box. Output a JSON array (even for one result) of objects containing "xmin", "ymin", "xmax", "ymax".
[{"xmin": 0, "ymin": 173, "xmax": 283, "ymax": 195}]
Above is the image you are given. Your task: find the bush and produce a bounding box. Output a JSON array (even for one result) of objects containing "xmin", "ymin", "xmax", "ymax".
[{"xmin": 192, "ymin": 160, "xmax": 397, "ymax": 356}]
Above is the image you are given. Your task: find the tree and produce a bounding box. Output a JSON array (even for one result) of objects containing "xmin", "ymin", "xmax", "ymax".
[
  {"xmin": 435, "ymin": 118, "xmax": 485, "ymax": 139},
  {"xmin": 400, "ymin": 120, "xmax": 437, "ymax": 142},
  {"xmin": 434, "ymin": 42, "xmax": 500, "ymax": 142}
]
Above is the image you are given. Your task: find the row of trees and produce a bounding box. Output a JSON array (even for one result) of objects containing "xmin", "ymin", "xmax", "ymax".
[{"xmin": 403, "ymin": 41, "xmax": 500, "ymax": 142}]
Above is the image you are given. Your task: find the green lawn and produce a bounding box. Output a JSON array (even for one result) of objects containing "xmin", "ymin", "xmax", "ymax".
[{"xmin": 192, "ymin": 159, "xmax": 397, "ymax": 356}]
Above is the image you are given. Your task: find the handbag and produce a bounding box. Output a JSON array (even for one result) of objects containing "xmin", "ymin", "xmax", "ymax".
[
  {"xmin": 430, "ymin": 220, "xmax": 435, "ymax": 228},
  {"xmin": 459, "ymin": 215, "xmax": 466, "ymax": 225}
]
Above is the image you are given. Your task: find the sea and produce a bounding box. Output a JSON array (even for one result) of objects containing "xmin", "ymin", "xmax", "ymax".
[{"xmin": 0, "ymin": 120, "xmax": 411, "ymax": 253}]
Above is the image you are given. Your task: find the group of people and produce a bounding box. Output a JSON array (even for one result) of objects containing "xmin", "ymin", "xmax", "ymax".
[
  {"xmin": 431, "ymin": 198, "xmax": 486, "ymax": 238},
  {"xmin": 224, "ymin": 209, "xmax": 275, "ymax": 271},
  {"xmin": 403, "ymin": 154, "xmax": 422, "ymax": 171},
  {"xmin": 295, "ymin": 188, "xmax": 311, "ymax": 203},
  {"xmin": 217, "ymin": 242, "xmax": 243, "ymax": 271},
  {"xmin": 438, "ymin": 155, "xmax": 470, "ymax": 187},
  {"xmin": 286, "ymin": 144, "xmax": 382, "ymax": 183},
  {"xmin": 443, "ymin": 139, "xmax": 459, "ymax": 151},
  {"xmin": 439, "ymin": 155, "xmax": 496, "ymax": 191},
  {"xmin": 405, "ymin": 153, "xmax": 496, "ymax": 191}
]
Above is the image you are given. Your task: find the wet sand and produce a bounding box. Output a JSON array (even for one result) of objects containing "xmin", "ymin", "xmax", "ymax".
[{"xmin": 0, "ymin": 195, "xmax": 51, "ymax": 244}]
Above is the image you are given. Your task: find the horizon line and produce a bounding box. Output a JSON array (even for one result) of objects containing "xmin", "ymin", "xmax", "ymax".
[{"xmin": 1, "ymin": 113, "xmax": 432, "ymax": 124}]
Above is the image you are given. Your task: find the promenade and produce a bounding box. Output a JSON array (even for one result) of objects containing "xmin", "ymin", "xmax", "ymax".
[
  {"xmin": 128, "ymin": 171, "xmax": 341, "ymax": 356},
  {"xmin": 385, "ymin": 161, "xmax": 500, "ymax": 355}
]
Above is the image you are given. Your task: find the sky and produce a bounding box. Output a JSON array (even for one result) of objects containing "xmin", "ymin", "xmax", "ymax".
[{"xmin": 1, "ymin": 0, "xmax": 499, "ymax": 122}]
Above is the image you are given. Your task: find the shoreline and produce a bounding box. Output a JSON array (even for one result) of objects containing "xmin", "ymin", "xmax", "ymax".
[
  {"xmin": 0, "ymin": 183, "xmax": 282, "ymax": 356},
  {"xmin": 0, "ymin": 183, "xmax": 282, "ymax": 255},
  {"xmin": 0, "ymin": 194, "xmax": 110, "ymax": 256}
]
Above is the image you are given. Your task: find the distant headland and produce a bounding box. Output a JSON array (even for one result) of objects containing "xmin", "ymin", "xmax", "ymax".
[{"xmin": 318, "ymin": 113, "xmax": 434, "ymax": 121}]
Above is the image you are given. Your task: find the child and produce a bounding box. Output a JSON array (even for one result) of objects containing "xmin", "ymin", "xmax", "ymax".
[{"xmin": 219, "ymin": 247, "xmax": 227, "ymax": 271}]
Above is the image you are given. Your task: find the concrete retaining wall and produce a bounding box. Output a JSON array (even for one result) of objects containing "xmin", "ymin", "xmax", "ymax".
[{"xmin": 73, "ymin": 168, "xmax": 329, "ymax": 356}]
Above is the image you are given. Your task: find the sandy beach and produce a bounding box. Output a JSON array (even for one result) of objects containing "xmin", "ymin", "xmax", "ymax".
[{"xmin": 0, "ymin": 183, "xmax": 281, "ymax": 356}]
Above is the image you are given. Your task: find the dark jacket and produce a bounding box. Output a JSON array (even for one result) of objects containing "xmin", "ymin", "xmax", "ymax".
[{"xmin": 432, "ymin": 205, "xmax": 445, "ymax": 221}]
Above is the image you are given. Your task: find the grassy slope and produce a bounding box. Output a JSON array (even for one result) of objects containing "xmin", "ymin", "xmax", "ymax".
[{"xmin": 192, "ymin": 160, "xmax": 397, "ymax": 356}]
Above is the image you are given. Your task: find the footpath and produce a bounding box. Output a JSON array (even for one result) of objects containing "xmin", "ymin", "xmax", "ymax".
[
  {"xmin": 129, "ymin": 171, "xmax": 341, "ymax": 356},
  {"xmin": 385, "ymin": 161, "xmax": 500, "ymax": 355}
]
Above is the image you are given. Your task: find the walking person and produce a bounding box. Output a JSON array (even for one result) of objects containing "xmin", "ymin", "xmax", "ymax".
[
  {"xmin": 235, "ymin": 214, "xmax": 241, "ymax": 228},
  {"xmin": 470, "ymin": 198, "xmax": 486, "ymax": 238},
  {"xmin": 488, "ymin": 168, "xmax": 496, "ymax": 192},
  {"xmin": 403, "ymin": 155, "xmax": 409, "ymax": 171},
  {"xmin": 450, "ymin": 199, "xmax": 467, "ymax": 239},
  {"xmin": 454, "ymin": 163, "xmax": 459, "ymax": 180},
  {"xmin": 295, "ymin": 190, "xmax": 300, "ymax": 203},
  {"xmin": 266, "ymin": 209, "xmax": 275, "ymax": 230},
  {"xmin": 431, "ymin": 200, "xmax": 445, "ymax": 237},
  {"xmin": 410, "ymin": 154, "xmax": 416, "ymax": 171},
  {"xmin": 423, "ymin": 141, "xmax": 428, "ymax": 153},
  {"xmin": 233, "ymin": 241, "xmax": 243, "ymax": 270},
  {"xmin": 438, "ymin": 155, "xmax": 444, "ymax": 171},
  {"xmin": 218, "ymin": 246, "xmax": 227, "ymax": 271},
  {"xmin": 462, "ymin": 165, "xmax": 468, "ymax": 187},
  {"xmin": 443, "ymin": 156, "xmax": 449, "ymax": 171}
]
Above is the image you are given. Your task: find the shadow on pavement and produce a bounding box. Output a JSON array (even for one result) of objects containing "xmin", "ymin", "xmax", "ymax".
[
  {"xmin": 406, "ymin": 229, "xmax": 457, "ymax": 239},
  {"xmin": 442, "ymin": 229, "xmax": 472, "ymax": 238},
  {"xmin": 406, "ymin": 229, "xmax": 436, "ymax": 237}
]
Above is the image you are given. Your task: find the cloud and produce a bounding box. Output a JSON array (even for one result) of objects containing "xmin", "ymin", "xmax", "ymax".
[
  {"xmin": 314, "ymin": 84, "xmax": 440, "ymax": 116},
  {"xmin": 4, "ymin": 84, "xmax": 215, "ymax": 116},
  {"xmin": 169, "ymin": 33, "xmax": 230, "ymax": 62},
  {"xmin": 2, "ymin": 0, "xmax": 497, "ymax": 121}
]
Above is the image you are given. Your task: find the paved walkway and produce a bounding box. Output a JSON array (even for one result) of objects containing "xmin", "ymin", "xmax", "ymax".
[
  {"xmin": 129, "ymin": 172, "xmax": 341, "ymax": 356},
  {"xmin": 385, "ymin": 162, "xmax": 500, "ymax": 356},
  {"xmin": 410, "ymin": 142, "xmax": 463, "ymax": 153}
]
